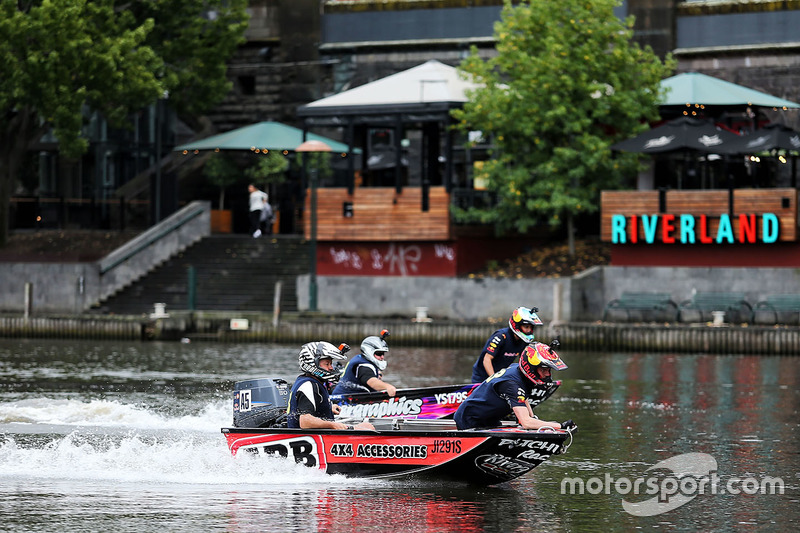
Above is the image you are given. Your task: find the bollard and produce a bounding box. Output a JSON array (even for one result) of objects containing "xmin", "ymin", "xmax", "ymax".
[
  {"xmin": 413, "ymin": 306, "xmax": 432, "ymax": 323},
  {"xmin": 273, "ymin": 280, "xmax": 282, "ymax": 328},
  {"xmin": 24, "ymin": 282, "xmax": 32, "ymax": 320}
]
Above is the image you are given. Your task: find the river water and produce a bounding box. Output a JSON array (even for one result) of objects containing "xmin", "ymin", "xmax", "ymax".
[{"xmin": 0, "ymin": 338, "xmax": 797, "ymax": 532}]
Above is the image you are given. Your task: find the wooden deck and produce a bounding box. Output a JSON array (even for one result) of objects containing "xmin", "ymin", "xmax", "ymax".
[{"xmin": 304, "ymin": 186, "xmax": 451, "ymax": 241}]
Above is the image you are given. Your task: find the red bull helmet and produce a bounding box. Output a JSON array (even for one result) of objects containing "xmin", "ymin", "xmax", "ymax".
[
  {"xmin": 519, "ymin": 342, "xmax": 567, "ymax": 382},
  {"xmin": 509, "ymin": 306, "xmax": 544, "ymax": 343}
]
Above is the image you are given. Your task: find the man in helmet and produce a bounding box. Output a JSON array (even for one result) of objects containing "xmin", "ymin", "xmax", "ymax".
[
  {"xmin": 332, "ymin": 330, "xmax": 397, "ymax": 397},
  {"xmin": 470, "ymin": 306, "xmax": 543, "ymax": 383},
  {"xmin": 287, "ymin": 341, "xmax": 375, "ymax": 430},
  {"xmin": 455, "ymin": 343, "xmax": 576, "ymax": 431}
]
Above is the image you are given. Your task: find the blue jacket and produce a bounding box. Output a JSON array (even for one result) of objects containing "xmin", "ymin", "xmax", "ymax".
[
  {"xmin": 471, "ymin": 327, "xmax": 528, "ymax": 383},
  {"xmin": 332, "ymin": 353, "xmax": 380, "ymax": 395},
  {"xmin": 455, "ymin": 364, "xmax": 533, "ymax": 429},
  {"xmin": 287, "ymin": 374, "xmax": 335, "ymax": 428}
]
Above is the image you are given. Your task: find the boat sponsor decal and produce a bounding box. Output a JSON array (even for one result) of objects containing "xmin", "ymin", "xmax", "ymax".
[
  {"xmin": 337, "ymin": 396, "xmax": 423, "ymax": 419},
  {"xmin": 474, "ymin": 454, "xmax": 535, "ymax": 480},
  {"xmin": 324, "ymin": 435, "xmax": 485, "ymax": 465},
  {"xmin": 228, "ymin": 434, "xmax": 326, "ymax": 469},
  {"xmin": 498, "ymin": 437, "xmax": 562, "ymax": 455},
  {"xmin": 330, "ymin": 443, "xmax": 354, "ymax": 457},
  {"xmin": 515, "ymin": 450, "xmax": 550, "ymax": 462},
  {"xmin": 356, "ymin": 443, "xmax": 428, "ymax": 459},
  {"xmin": 332, "ymin": 384, "xmax": 480, "ymax": 419}
]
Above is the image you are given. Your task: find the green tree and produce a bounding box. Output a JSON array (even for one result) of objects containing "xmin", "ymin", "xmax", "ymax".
[
  {"xmin": 244, "ymin": 152, "xmax": 289, "ymax": 191},
  {"xmin": 203, "ymin": 153, "xmax": 240, "ymax": 210},
  {"xmin": 452, "ymin": 0, "xmax": 674, "ymax": 254},
  {"xmin": 0, "ymin": 0, "xmax": 248, "ymax": 246}
]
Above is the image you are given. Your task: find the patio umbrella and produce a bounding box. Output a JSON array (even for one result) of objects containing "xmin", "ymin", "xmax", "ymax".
[
  {"xmin": 717, "ymin": 123, "xmax": 800, "ymax": 186},
  {"xmin": 660, "ymin": 72, "xmax": 800, "ymax": 110},
  {"xmin": 611, "ymin": 117, "xmax": 741, "ymax": 154},
  {"xmin": 717, "ymin": 123, "xmax": 800, "ymax": 154},
  {"xmin": 173, "ymin": 121, "xmax": 355, "ymax": 154}
]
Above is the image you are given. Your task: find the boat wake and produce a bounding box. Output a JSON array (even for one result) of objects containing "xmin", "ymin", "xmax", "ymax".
[{"xmin": 0, "ymin": 397, "xmax": 360, "ymax": 487}]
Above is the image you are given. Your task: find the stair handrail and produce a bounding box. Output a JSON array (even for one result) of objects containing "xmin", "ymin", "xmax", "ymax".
[
  {"xmin": 94, "ymin": 201, "xmax": 211, "ymax": 305},
  {"xmin": 99, "ymin": 201, "xmax": 210, "ymax": 274}
]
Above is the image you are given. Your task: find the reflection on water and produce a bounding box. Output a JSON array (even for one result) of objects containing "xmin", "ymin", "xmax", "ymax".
[{"xmin": 0, "ymin": 339, "xmax": 798, "ymax": 531}]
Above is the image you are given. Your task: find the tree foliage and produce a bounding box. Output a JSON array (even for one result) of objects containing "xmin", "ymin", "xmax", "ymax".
[
  {"xmin": 202, "ymin": 153, "xmax": 240, "ymax": 210},
  {"xmin": 452, "ymin": 0, "xmax": 675, "ymax": 240},
  {"xmin": 0, "ymin": 0, "xmax": 248, "ymax": 245},
  {"xmin": 244, "ymin": 152, "xmax": 290, "ymax": 190}
]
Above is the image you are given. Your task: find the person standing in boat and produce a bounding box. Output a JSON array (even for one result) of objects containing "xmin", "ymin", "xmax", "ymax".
[
  {"xmin": 332, "ymin": 330, "xmax": 397, "ymax": 397},
  {"xmin": 470, "ymin": 306, "xmax": 543, "ymax": 383},
  {"xmin": 287, "ymin": 341, "xmax": 375, "ymax": 430},
  {"xmin": 455, "ymin": 343, "xmax": 576, "ymax": 431}
]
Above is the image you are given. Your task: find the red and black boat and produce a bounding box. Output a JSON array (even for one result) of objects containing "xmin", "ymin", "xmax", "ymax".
[{"xmin": 222, "ymin": 418, "xmax": 574, "ymax": 485}]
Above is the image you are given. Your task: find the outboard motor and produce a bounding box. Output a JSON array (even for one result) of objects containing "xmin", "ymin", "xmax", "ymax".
[{"xmin": 233, "ymin": 377, "xmax": 291, "ymax": 428}]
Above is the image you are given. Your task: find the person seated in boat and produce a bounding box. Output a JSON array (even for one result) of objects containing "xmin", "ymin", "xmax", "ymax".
[
  {"xmin": 470, "ymin": 306, "xmax": 543, "ymax": 383},
  {"xmin": 455, "ymin": 343, "xmax": 576, "ymax": 431},
  {"xmin": 331, "ymin": 330, "xmax": 397, "ymax": 397},
  {"xmin": 287, "ymin": 341, "xmax": 375, "ymax": 431}
]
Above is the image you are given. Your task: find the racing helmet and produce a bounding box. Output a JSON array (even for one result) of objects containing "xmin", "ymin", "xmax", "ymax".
[
  {"xmin": 298, "ymin": 341, "xmax": 347, "ymax": 382},
  {"xmin": 519, "ymin": 342, "xmax": 567, "ymax": 383},
  {"xmin": 361, "ymin": 329, "xmax": 390, "ymax": 371},
  {"xmin": 509, "ymin": 306, "xmax": 544, "ymax": 343}
]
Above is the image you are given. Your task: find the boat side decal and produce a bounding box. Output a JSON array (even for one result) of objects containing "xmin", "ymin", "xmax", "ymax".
[
  {"xmin": 226, "ymin": 433, "xmax": 328, "ymax": 471},
  {"xmin": 334, "ymin": 383, "xmax": 480, "ymax": 420},
  {"xmin": 322, "ymin": 435, "xmax": 487, "ymax": 466},
  {"xmin": 473, "ymin": 437, "xmax": 563, "ymax": 480},
  {"xmin": 337, "ymin": 396, "xmax": 423, "ymax": 419}
]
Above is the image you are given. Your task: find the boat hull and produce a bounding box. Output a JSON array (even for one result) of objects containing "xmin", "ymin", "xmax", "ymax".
[{"xmin": 222, "ymin": 419, "xmax": 571, "ymax": 485}]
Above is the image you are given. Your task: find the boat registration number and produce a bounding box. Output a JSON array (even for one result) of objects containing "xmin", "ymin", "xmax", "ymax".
[{"xmin": 432, "ymin": 439, "xmax": 461, "ymax": 454}]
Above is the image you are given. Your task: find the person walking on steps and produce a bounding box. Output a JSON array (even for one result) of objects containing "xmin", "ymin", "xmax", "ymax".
[{"xmin": 248, "ymin": 183, "xmax": 268, "ymax": 238}]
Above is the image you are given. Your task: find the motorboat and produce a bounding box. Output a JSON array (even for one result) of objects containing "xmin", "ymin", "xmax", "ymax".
[
  {"xmin": 222, "ymin": 418, "xmax": 574, "ymax": 485},
  {"xmin": 225, "ymin": 376, "xmax": 573, "ymax": 485}
]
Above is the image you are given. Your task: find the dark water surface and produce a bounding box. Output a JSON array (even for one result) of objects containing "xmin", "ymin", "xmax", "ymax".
[{"xmin": 1, "ymin": 339, "xmax": 798, "ymax": 532}]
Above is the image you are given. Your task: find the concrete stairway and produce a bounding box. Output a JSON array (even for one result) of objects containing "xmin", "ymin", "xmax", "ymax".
[{"xmin": 94, "ymin": 234, "xmax": 309, "ymax": 315}]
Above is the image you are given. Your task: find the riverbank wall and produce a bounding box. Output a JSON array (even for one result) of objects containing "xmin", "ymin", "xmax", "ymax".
[{"xmin": 2, "ymin": 312, "xmax": 800, "ymax": 355}]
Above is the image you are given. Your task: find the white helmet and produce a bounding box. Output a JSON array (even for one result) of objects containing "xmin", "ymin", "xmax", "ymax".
[
  {"xmin": 298, "ymin": 341, "xmax": 347, "ymax": 382},
  {"xmin": 361, "ymin": 329, "xmax": 390, "ymax": 371}
]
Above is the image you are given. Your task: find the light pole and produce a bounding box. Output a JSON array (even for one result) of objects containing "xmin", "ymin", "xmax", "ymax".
[{"xmin": 296, "ymin": 139, "xmax": 332, "ymax": 312}]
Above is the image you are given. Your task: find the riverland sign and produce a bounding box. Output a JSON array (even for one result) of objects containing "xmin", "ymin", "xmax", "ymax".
[
  {"xmin": 610, "ymin": 213, "xmax": 780, "ymax": 244},
  {"xmin": 601, "ymin": 188, "xmax": 797, "ymax": 245}
]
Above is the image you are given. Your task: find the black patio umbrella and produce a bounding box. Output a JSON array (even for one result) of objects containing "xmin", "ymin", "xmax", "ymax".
[
  {"xmin": 717, "ymin": 123, "xmax": 800, "ymax": 186},
  {"xmin": 716, "ymin": 123, "xmax": 800, "ymax": 154},
  {"xmin": 611, "ymin": 117, "xmax": 741, "ymax": 153}
]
